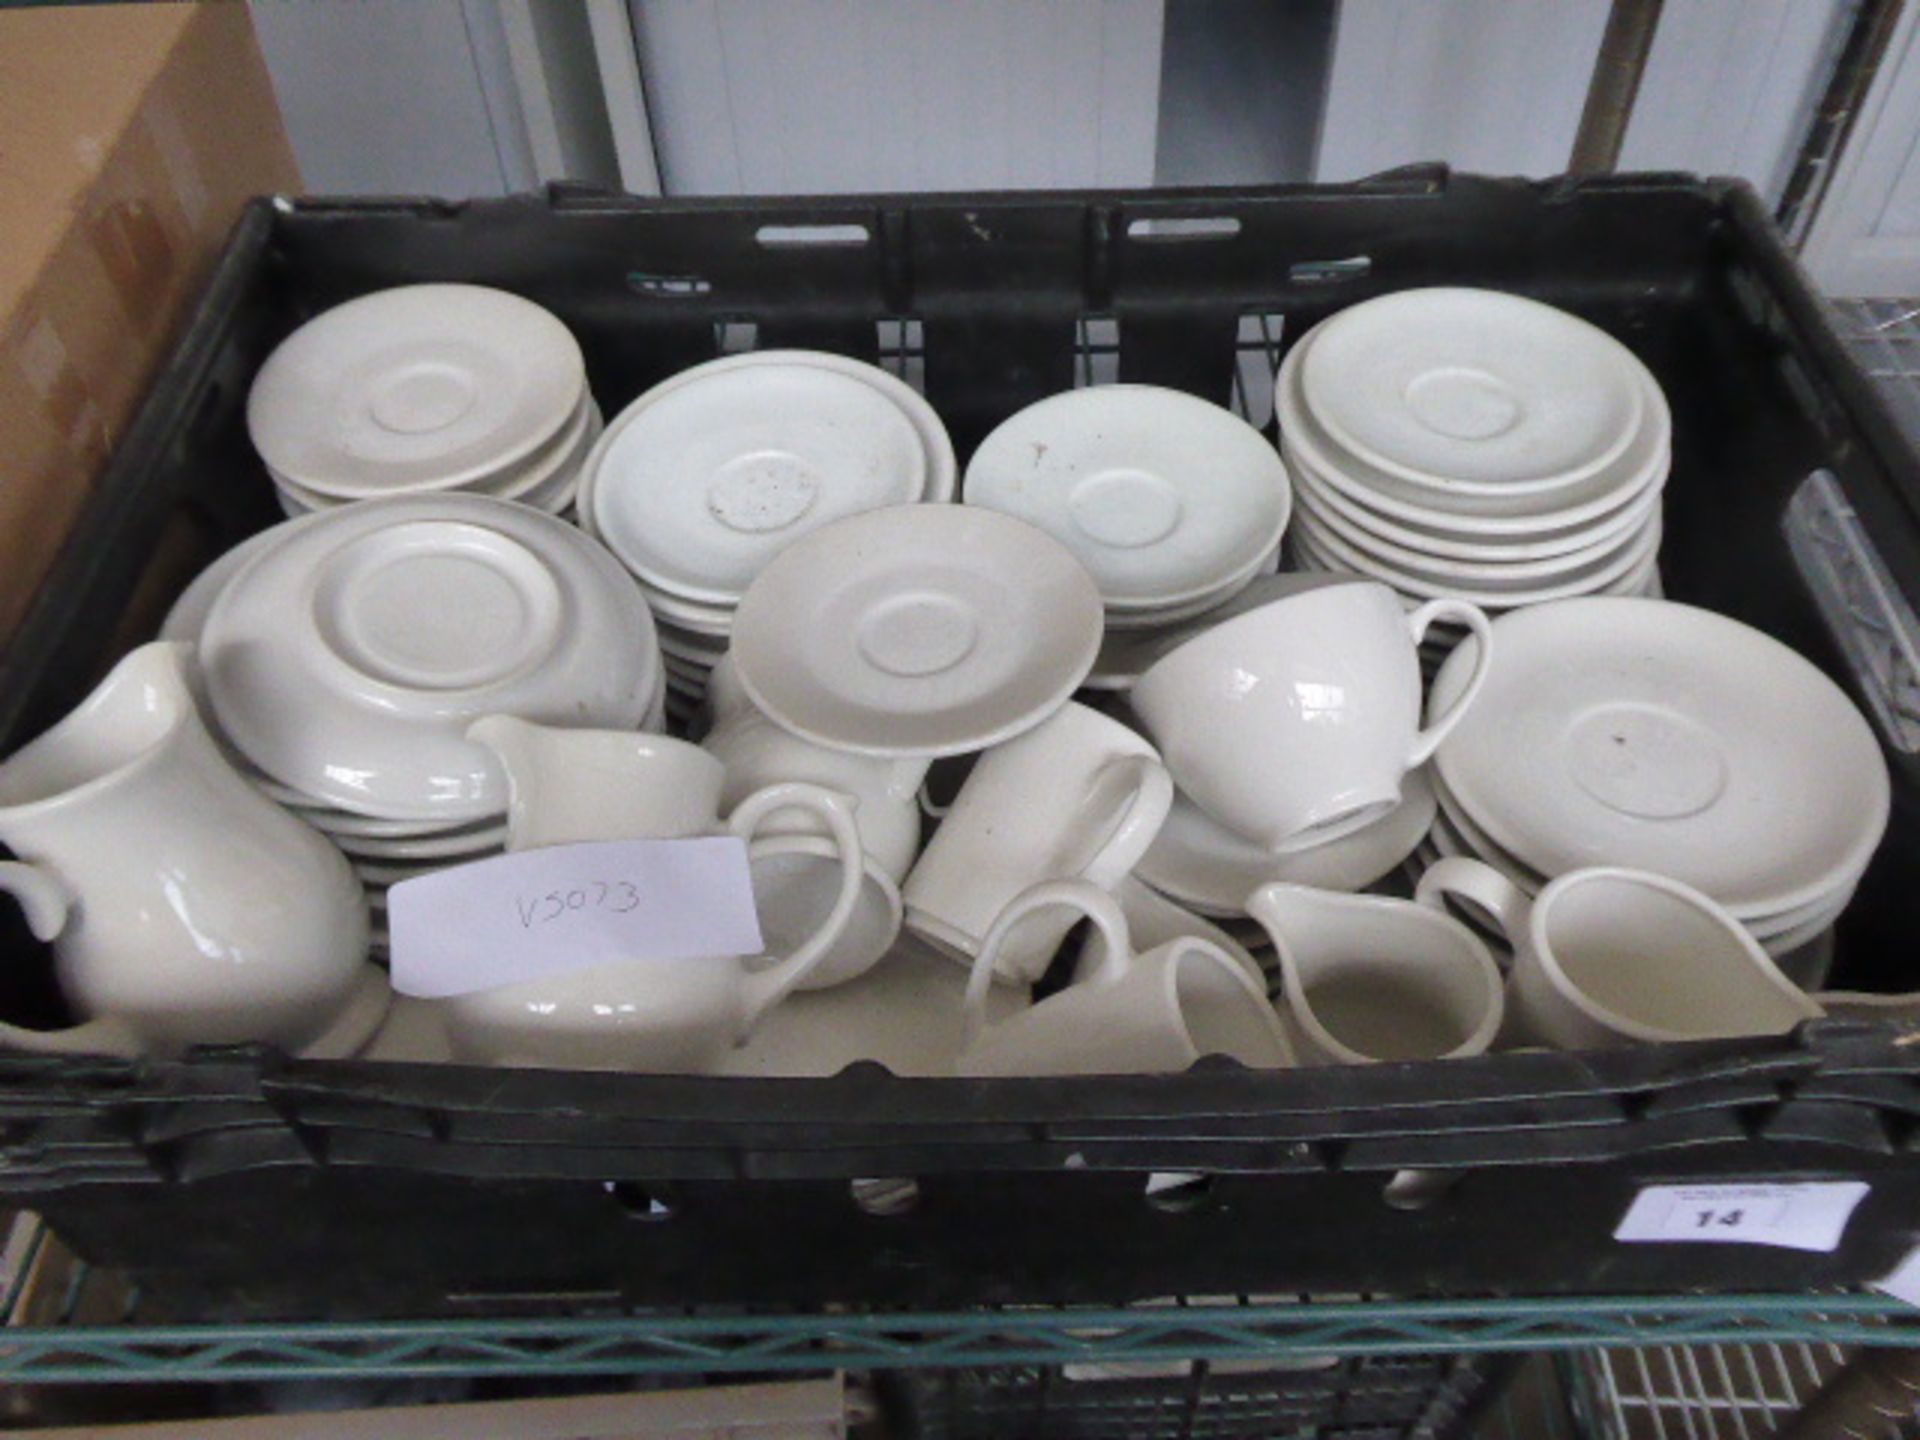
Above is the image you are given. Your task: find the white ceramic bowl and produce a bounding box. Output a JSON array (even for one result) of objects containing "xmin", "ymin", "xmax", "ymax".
[{"xmin": 200, "ymin": 494, "xmax": 659, "ymax": 821}]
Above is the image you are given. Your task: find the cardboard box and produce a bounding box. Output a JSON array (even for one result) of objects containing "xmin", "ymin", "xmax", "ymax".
[{"xmin": 0, "ymin": 2, "xmax": 298, "ymax": 643}]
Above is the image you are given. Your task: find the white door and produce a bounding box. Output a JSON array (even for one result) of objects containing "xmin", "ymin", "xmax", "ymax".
[{"xmin": 1802, "ymin": 0, "xmax": 1920, "ymax": 295}]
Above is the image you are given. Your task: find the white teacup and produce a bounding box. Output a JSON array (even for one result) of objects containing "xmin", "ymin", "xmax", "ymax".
[
  {"xmin": 902, "ymin": 700, "xmax": 1173, "ymax": 984},
  {"xmin": 1415, "ymin": 858, "xmax": 1823, "ymax": 1050},
  {"xmin": 449, "ymin": 717, "xmax": 865, "ymax": 1070},
  {"xmin": 1130, "ymin": 579, "xmax": 1493, "ymax": 853},
  {"xmin": 704, "ymin": 699, "xmax": 926, "ymax": 883},
  {"xmin": 955, "ymin": 879, "xmax": 1294, "ymax": 1077},
  {"xmin": 1245, "ymin": 882, "xmax": 1504, "ymax": 1065}
]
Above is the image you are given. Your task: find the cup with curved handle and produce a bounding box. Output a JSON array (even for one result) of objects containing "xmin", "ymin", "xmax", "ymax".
[
  {"xmin": 726, "ymin": 782, "xmax": 866, "ymax": 1024},
  {"xmin": 1402, "ymin": 599, "xmax": 1495, "ymax": 766},
  {"xmin": 955, "ymin": 879, "xmax": 1293, "ymax": 1077},
  {"xmin": 1132, "ymin": 579, "xmax": 1492, "ymax": 854},
  {"xmin": 903, "ymin": 702, "xmax": 1174, "ymax": 985},
  {"xmin": 1415, "ymin": 857, "xmax": 1822, "ymax": 1049}
]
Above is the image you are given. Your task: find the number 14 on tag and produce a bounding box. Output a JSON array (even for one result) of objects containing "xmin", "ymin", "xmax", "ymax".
[{"xmin": 1614, "ymin": 1182, "xmax": 1870, "ymax": 1253}]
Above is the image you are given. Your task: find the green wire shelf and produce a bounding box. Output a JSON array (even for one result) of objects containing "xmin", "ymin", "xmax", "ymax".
[{"xmin": 1, "ymin": 1292, "xmax": 1915, "ymax": 1385}]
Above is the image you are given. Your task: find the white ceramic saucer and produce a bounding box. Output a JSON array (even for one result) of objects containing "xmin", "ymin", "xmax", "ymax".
[
  {"xmin": 1292, "ymin": 478, "xmax": 1660, "ymax": 582},
  {"xmin": 1430, "ymin": 597, "xmax": 1890, "ymax": 919},
  {"xmin": 248, "ymin": 284, "xmax": 585, "ymax": 498},
  {"xmin": 1292, "ymin": 505, "xmax": 1663, "ymax": 605},
  {"xmin": 1135, "ymin": 770, "xmax": 1437, "ymax": 915},
  {"xmin": 730, "ymin": 505, "xmax": 1103, "ymax": 758},
  {"xmin": 1288, "ymin": 437, "xmax": 1663, "ymax": 562},
  {"xmin": 590, "ymin": 363, "xmax": 927, "ymax": 605},
  {"xmin": 573, "ymin": 349, "xmax": 956, "ymax": 535},
  {"xmin": 200, "ymin": 494, "xmax": 658, "ymax": 821},
  {"xmin": 963, "ymin": 386, "xmax": 1291, "ymax": 610},
  {"xmin": 1277, "ymin": 332, "xmax": 1670, "ymax": 532},
  {"xmin": 1300, "ymin": 288, "xmax": 1646, "ymax": 494}
]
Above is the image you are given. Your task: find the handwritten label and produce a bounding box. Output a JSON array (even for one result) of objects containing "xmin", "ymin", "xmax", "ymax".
[
  {"xmin": 388, "ymin": 837, "xmax": 764, "ymax": 999},
  {"xmin": 1613, "ymin": 1182, "xmax": 1869, "ymax": 1253}
]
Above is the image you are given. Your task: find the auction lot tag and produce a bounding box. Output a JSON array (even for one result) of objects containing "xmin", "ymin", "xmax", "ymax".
[
  {"xmin": 389, "ymin": 837, "xmax": 764, "ymax": 998},
  {"xmin": 1614, "ymin": 1181, "xmax": 1870, "ymax": 1253}
]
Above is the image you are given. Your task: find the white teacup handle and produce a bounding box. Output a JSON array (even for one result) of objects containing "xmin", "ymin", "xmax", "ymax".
[
  {"xmin": 1404, "ymin": 599, "xmax": 1495, "ymax": 767},
  {"xmin": 962, "ymin": 879, "xmax": 1133, "ymax": 1046},
  {"xmin": 1414, "ymin": 856, "xmax": 1531, "ymax": 945},
  {"xmin": 1078, "ymin": 754, "xmax": 1176, "ymax": 888},
  {"xmin": 727, "ymin": 783, "xmax": 865, "ymax": 1038},
  {"xmin": 0, "ymin": 862, "xmax": 142, "ymax": 1057}
]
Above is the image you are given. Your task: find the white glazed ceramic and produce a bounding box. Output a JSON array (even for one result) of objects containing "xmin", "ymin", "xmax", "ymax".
[
  {"xmin": 1245, "ymin": 882, "xmax": 1504, "ymax": 1064},
  {"xmin": 955, "ymin": 880, "xmax": 1293, "ymax": 1077},
  {"xmin": 573, "ymin": 348, "xmax": 957, "ymax": 542},
  {"xmin": 1292, "ymin": 476, "xmax": 1660, "ymax": 582},
  {"xmin": 1429, "ymin": 598, "xmax": 1890, "ymax": 920},
  {"xmin": 746, "ymin": 834, "xmax": 903, "ymax": 990},
  {"xmin": 448, "ymin": 717, "xmax": 865, "ymax": 1071},
  {"xmin": 1278, "ymin": 330, "xmax": 1670, "ymax": 533},
  {"xmin": 1131, "ymin": 579, "xmax": 1493, "ymax": 853},
  {"xmin": 1136, "ymin": 770, "xmax": 1437, "ymax": 914},
  {"xmin": 0, "ymin": 642, "xmax": 373, "ymax": 1057},
  {"xmin": 1415, "ymin": 858, "xmax": 1823, "ymax": 1049},
  {"xmin": 717, "ymin": 932, "xmax": 1028, "ymax": 1077},
  {"xmin": 199, "ymin": 494, "xmax": 659, "ymax": 822},
  {"xmin": 1289, "ymin": 441, "xmax": 1664, "ymax": 562},
  {"xmin": 903, "ymin": 701, "xmax": 1173, "ymax": 983},
  {"xmin": 704, "ymin": 699, "xmax": 926, "ymax": 882},
  {"xmin": 591, "ymin": 362, "xmax": 926, "ymax": 604},
  {"xmin": 1299, "ymin": 288, "xmax": 1646, "ymax": 494},
  {"xmin": 730, "ymin": 505, "xmax": 1104, "ymax": 757},
  {"xmin": 248, "ymin": 284, "xmax": 585, "ymax": 498},
  {"xmin": 1075, "ymin": 877, "xmax": 1266, "ymax": 989},
  {"xmin": 1293, "ymin": 503, "xmax": 1664, "ymax": 607},
  {"xmin": 963, "ymin": 385, "xmax": 1291, "ymax": 609}
]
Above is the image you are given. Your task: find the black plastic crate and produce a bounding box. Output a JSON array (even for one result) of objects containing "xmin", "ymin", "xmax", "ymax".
[{"xmin": 4, "ymin": 170, "xmax": 1920, "ymax": 1321}]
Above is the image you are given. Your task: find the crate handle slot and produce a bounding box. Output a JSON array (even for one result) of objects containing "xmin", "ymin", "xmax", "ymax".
[
  {"xmin": 1125, "ymin": 216, "xmax": 1241, "ymax": 242},
  {"xmin": 1290, "ymin": 256, "xmax": 1373, "ymax": 284},
  {"xmin": 755, "ymin": 223, "xmax": 871, "ymax": 248}
]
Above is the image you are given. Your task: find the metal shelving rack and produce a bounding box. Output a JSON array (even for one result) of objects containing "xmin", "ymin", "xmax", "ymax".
[{"xmin": 1, "ymin": 1201, "xmax": 1916, "ymax": 1386}]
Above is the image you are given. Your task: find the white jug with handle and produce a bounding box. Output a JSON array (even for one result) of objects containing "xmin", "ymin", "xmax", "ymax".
[
  {"xmin": 453, "ymin": 716, "xmax": 864, "ymax": 1069},
  {"xmin": 0, "ymin": 641, "xmax": 373, "ymax": 1057}
]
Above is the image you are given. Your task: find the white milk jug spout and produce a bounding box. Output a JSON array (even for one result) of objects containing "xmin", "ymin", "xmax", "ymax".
[
  {"xmin": 0, "ymin": 641, "xmax": 370, "ymax": 1058},
  {"xmin": 1245, "ymin": 882, "xmax": 1504, "ymax": 1065}
]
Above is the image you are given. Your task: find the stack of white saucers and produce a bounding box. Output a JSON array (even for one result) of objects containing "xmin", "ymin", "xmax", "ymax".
[
  {"xmin": 1417, "ymin": 597, "xmax": 1889, "ymax": 963},
  {"xmin": 964, "ymin": 385, "xmax": 1291, "ymax": 647},
  {"xmin": 162, "ymin": 494, "xmax": 664, "ymax": 951},
  {"xmin": 1276, "ymin": 289, "xmax": 1669, "ymax": 633},
  {"xmin": 248, "ymin": 284, "xmax": 597, "ymax": 520},
  {"xmin": 579, "ymin": 350, "xmax": 957, "ymax": 728}
]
